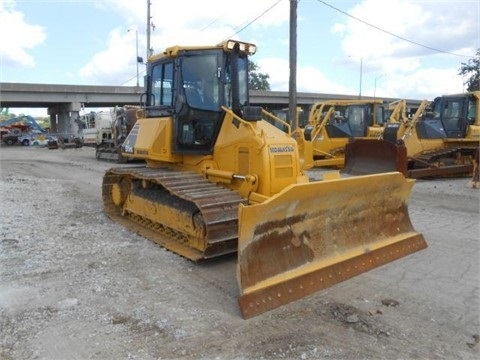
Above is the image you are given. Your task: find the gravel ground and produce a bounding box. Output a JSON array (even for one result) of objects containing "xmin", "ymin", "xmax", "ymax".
[{"xmin": 0, "ymin": 145, "xmax": 479, "ymax": 360}]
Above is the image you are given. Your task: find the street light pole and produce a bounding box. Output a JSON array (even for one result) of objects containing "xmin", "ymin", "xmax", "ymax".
[
  {"xmin": 128, "ymin": 29, "xmax": 140, "ymax": 88},
  {"xmin": 348, "ymin": 55, "xmax": 363, "ymax": 99},
  {"xmin": 359, "ymin": 57, "xmax": 363, "ymax": 98}
]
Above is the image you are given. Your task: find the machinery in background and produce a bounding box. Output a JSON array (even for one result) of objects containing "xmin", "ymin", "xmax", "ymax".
[
  {"xmin": 79, "ymin": 111, "xmax": 99, "ymax": 146},
  {"xmin": 344, "ymin": 92, "xmax": 479, "ymax": 178},
  {"xmin": 1, "ymin": 127, "xmax": 37, "ymax": 146},
  {"xmin": 291, "ymin": 99, "xmax": 415, "ymax": 169},
  {"xmin": 298, "ymin": 99, "xmax": 385, "ymax": 169},
  {"xmin": 46, "ymin": 134, "xmax": 83, "ymax": 150},
  {"xmin": 0, "ymin": 115, "xmax": 45, "ymax": 133},
  {"xmin": 102, "ymin": 40, "xmax": 426, "ymax": 319},
  {"xmin": 80, "ymin": 107, "xmax": 138, "ymax": 162},
  {"xmin": 0, "ymin": 115, "xmax": 46, "ymax": 146}
]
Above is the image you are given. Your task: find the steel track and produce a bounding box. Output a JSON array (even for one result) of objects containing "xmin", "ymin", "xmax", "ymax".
[{"xmin": 103, "ymin": 166, "xmax": 246, "ymax": 261}]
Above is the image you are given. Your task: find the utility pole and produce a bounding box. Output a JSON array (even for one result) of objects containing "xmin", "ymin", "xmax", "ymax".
[
  {"xmin": 289, "ymin": 0, "xmax": 298, "ymax": 131},
  {"xmin": 146, "ymin": 0, "xmax": 151, "ymax": 60},
  {"xmin": 135, "ymin": 30, "xmax": 139, "ymax": 87}
]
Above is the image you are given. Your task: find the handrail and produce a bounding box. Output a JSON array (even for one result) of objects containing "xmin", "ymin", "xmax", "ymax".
[
  {"xmin": 261, "ymin": 109, "xmax": 292, "ymax": 135},
  {"xmin": 221, "ymin": 106, "xmax": 266, "ymax": 150}
]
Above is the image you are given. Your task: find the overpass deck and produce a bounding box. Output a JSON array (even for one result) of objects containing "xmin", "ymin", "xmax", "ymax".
[{"xmin": 0, "ymin": 82, "xmax": 422, "ymax": 109}]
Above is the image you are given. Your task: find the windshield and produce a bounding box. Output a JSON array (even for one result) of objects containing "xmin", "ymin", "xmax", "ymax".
[
  {"xmin": 432, "ymin": 98, "xmax": 463, "ymax": 132},
  {"xmin": 346, "ymin": 106, "xmax": 368, "ymax": 136},
  {"xmin": 179, "ymin": 51, "xmax": 249, "ymax": 112},
  {"xmin": 182, "ymin": 55, "xmax": 220, "ymax": 111}
]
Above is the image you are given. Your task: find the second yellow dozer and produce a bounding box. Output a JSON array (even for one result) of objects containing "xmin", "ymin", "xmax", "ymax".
[
  {"xmin": 296, "ymin": 98, "xmax": 405, "ymax": 170},
  {"xmin": 102, "ymin": 40, "xmax": 427, "ymax": 318}
]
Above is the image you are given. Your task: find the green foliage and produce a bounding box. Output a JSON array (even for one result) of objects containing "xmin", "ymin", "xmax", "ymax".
[
  {"xmin": 249, "ymin": 61, "xmax": 271, "ymax": 90},
  {"xmin": 35, "ymin": 117, "xmax": 51, "ymax": 129},
  {"xmin": 0, "ymin": 113, "xmax": 17, "ymax": 121},
  {"xmin": 458, "ymin": 49, "xmax": 480, "ymax": 92}
]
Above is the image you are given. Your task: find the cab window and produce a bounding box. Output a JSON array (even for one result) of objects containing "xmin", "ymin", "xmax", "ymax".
[{"xmin": 151, "ymin": 62, "xmax": 173, "ymax": 107}]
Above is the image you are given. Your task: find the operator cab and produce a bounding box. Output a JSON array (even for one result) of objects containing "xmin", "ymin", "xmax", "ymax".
[
  {"xmin": 322, "ymin": 104, "xmax": 377, "ymax": 138},
  {"xmin": 144, "ymin": 40, "xmax": 256, "ymax": 155},
  {"xmin": 343, "ymin": 105, "xmax": 374, "ymax": 137},
  {"xmin": 417, "ymin": 94, "xmax": 476, "ymax": 139}
]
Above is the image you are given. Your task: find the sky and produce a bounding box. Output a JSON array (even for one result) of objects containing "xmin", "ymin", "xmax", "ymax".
[{"xmin": 0, "ymin": 0, "xmax": 479, "ymax": 117}]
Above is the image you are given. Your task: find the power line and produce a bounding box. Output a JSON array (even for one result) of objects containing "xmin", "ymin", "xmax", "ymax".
[
  {"xmin": 222, "ymin": 0, "xmax": 284, "ymax": 41},
  {"xmin": 316, "ymin": 0, "xmax": 474, "ymax": 58},
  {"xmin": 120, "ymin": 68, "xmax": 146, "ymax": 87},
  {"xmin": 119, "ymin": 1, "xmax": 282, "ymax": 85},
  {"xmin": 201, "ymin": 11, "xmax": 229, "ymax": 32}
]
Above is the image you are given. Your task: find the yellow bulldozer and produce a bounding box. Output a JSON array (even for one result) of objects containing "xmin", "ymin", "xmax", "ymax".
[
  {"xmin": 344, "ymin": 92, "xmax": 480, "ymax": 178},
  {"xmin": 295, "ymin": 99, "xmax": 410, "ymax": 169},
  {"xmin": 102, "ymin": 40, "xmax": 426, "ymax": 318}
]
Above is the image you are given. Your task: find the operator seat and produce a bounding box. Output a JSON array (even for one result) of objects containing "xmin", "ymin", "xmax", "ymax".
[{"xmin": 185, "ymin": 87, "xmax": 204, "ymax": 108}]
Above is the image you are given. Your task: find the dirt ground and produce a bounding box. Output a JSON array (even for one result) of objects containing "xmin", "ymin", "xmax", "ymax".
[{"xmin": 1, "ymin": 145, "xmax": 479, "ymax": 360}]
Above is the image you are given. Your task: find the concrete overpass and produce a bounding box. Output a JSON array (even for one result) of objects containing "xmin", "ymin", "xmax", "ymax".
[
  {"xmin": 0, "ymin": 83, "xmax": 143, "ymax": 134},
  {"xmin": 0, "ymin": 82, "xmax": 422, "ymax": 108},
  {"xmin": 0, "ymin": 82, "xmax": 422, "ymax": 134},
  {"xmin": 0, "ymin": 83, "xmax": 144, "ymax": 108}
]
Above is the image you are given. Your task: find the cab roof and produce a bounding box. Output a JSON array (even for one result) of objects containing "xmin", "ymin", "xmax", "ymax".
[{"xmin": 147, "ymin": 40, "xmax": 256, "ymax": 63}]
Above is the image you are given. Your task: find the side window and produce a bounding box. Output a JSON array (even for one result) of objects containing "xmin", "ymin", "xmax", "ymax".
[
  {"xmin": 162, "ymin": 63, "xmax": 173, "ymax": 106},
  {"xmin": 151, "ymin": 62, "xmax": 173, "ymax": 107},
  {"xmin": 441, "ymin": 100, "xmax": 465, "ymax": 136},
  {"xmin": 444, "ymin": 101, "xmax": 461, "ymax": 118},
  {"xmin": 223, "ymin": 56, "xmax": 248, "ymax": 108},
  {"xmin": 467, "ymin": 100, "xmax": 476, "ymax": 124},
  {"xmin": 238, "ymin": 56, "xmax": 248, "ymax": 106}
]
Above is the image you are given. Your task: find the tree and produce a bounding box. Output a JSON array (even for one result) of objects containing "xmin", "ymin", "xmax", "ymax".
[
  {"xmin": 35, "ymin": 116, "xmax": 51, "ymax": 129},
  {"xmin": 248, "ymin": 61, "xmax": 271, "ymax": 90},
  {"xmin": 458, "ymin": 49, "xmax": 480, "ymax": 92}
]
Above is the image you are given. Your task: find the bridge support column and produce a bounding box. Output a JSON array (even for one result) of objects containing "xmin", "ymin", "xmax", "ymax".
[{"xmin": 48, "ymin": 102, "xmax": 82, "ymax": 137}]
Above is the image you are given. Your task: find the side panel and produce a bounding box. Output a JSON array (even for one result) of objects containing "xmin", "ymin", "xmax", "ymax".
[
  {"xmin": 121, "ymin": 117, "xmax": 182, "ymax": 163},
  {"xmin": 213, "ymin": 113, "xmax": 304, "ymax": 196}
]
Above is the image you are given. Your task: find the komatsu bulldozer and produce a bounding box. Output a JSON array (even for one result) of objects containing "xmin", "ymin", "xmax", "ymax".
[
  {"xmin": 344, "ymin": 92, "xmax": 480, "ymax": 178},
  {"xmin": 102, "ymin": 40, "xmax": 426, "ymax": 318},
  {"xmin": 296, "ymin": 99, "xmax": 388, "ymax": 169}
]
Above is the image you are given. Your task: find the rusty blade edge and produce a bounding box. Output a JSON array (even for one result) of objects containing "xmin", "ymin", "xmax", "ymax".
[{"xmin": 238, "ymin": 233, "xmax": 427, "ymax": 319}]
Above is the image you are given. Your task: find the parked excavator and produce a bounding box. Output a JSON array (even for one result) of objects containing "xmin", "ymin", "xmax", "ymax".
[
  {"xmin": 0, "ymin": 115, "xmax": 45, "ymax": 133},
  {"xmin": 344, "ymin": 92, "xmax": 480, "ymax": 178},
  {"xmin": 102, "ymin": 40, "xmax": 427, "ymax": 318}
]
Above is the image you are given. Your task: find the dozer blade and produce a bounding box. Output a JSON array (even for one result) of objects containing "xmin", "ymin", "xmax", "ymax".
[
  {"xmin": 343, "ymin": 139, "xmax": 408, "ymax": 176},
  {"xmin": 237, "ymin": 172, "xmax": 426, "ymax": 318}
]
